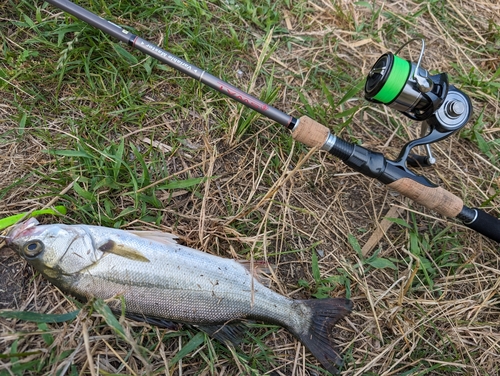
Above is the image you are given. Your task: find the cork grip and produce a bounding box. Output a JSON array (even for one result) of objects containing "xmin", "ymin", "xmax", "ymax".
[
  {"xmin": 388, "ymin": 178, "xmax": 463, "ymax": 218},
  {"xmin": 292, "ymin": 116, "xmax": 330, "ymax": 148}
]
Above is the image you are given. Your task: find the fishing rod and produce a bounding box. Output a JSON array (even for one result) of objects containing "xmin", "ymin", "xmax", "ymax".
[{"xmin": 44, "ymin": 0, "xmax": 500, "ymax": 243}]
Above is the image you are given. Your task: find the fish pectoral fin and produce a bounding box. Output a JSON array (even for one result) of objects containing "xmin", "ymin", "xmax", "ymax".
[
  {"xmin": 98, "ymin": 240, "xmax": 150, "ymax": 262},
  {"xmin": 128, "ymin": 230, "xmax": 180, "ymax": 246},
  {"xmin": 197, "ymin": 322, "xmax": 249, "ymax": 345}
]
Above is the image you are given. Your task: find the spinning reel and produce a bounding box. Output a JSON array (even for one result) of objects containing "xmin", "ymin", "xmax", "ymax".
[{"xmin": 364, "ymin": 39, "xmax": 472, "ymax": 168}]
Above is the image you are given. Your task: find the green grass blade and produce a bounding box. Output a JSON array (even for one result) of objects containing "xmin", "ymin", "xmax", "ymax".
[
  {"xmin": 157, "ymin": 176, "xmax": 209, "ymax": 190},
  {"xmin": 169, "ymin": 332, "xmax": 205, "ymax": 366},
  {"xmin": 0, "ymin": 310, "xmax": 80, "ymax": 323},
  {"xmin": 92, "ymin": 299, "xmax": 126, "ymax": 338},
  {"xmin": 0, "ymin": 206, "xmax": 67, "ymax": 230}
]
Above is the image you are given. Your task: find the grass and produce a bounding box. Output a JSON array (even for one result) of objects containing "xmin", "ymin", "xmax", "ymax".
[{"xmin": 1, "ymin": 0, "xmax": 499, "ymax": 375}]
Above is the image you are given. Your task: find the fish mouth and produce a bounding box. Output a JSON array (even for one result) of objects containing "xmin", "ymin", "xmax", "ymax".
[{"xmin": 5, "ymin": 218, "xmax": 41, "ymax": 245}]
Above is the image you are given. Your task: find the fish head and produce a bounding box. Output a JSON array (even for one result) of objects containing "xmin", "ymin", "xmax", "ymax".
[{"xmin": 6, "ymin": 218, "xmax": 103, "ymax": 280}]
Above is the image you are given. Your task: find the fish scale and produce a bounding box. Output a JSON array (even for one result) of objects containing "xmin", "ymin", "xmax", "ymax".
[{"xmin": 77, "ymin": 226, "xmax": 302, "ymax": 326}]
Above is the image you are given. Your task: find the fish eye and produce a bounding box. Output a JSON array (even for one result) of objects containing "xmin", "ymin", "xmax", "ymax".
[{"xmin": 23, "ymin": 240, "xmax": 44, "ymax": 258}]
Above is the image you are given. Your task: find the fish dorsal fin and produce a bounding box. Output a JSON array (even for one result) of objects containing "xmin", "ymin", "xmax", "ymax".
[
  {"xmin": 98, "ymin": 240, "xmax": 150, "ymax": 262},
  {"xmin": 128, "ymin": 230, "xmax": 180, "ymax": 246},
  {"xmin": 238, "ymin": 260, "xmax": 275, "ymax": 288}
]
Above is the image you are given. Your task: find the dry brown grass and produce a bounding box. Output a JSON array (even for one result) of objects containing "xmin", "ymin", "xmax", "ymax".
[{"xmin": 1, "ymin": 0, "xmax": 499, "ymax": 375}]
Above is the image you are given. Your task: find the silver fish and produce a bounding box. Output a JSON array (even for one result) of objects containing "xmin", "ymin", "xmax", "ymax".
[{"xmin": 6, "ymin": 218, "xmax": 352, "ymax": 373}]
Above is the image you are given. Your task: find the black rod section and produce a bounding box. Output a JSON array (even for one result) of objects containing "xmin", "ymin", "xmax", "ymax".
[
  {"xmin": 458, "ymin": 206, "xmax": 500, "ymax": 243},
  {"xmin": 45, "ymin": 0, "xmax": 295, "ymax": 128}
]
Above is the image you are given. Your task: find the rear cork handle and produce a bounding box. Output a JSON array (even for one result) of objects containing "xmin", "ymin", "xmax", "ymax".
[
  {"xmin": 292, "ymin": 116, "xmax": 330, "ymax": 148},
  {"xmin": 388, "ymin": 178, "xmax": 463, "ymax": 218}
]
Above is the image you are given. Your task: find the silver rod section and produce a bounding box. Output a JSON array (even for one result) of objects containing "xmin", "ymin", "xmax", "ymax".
[{"xmin": 45, "ymin": 0, "xmax": 295, "ymax": 128}]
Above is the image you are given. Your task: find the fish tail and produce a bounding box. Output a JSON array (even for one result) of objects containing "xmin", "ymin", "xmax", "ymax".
[{"xmin": 293, "ymin": 298, "xmax": 353, "ymax": 374}]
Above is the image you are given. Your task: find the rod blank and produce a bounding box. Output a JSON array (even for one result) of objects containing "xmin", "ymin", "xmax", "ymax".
[{"xmin": 45, "ymin": 0, "xmax": 295, "ymax": 128}]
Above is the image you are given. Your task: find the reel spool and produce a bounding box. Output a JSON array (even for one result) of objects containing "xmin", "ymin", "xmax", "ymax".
[{"xmin": 364, "ymin": 39, "xmax": 472, "ymax": 167}]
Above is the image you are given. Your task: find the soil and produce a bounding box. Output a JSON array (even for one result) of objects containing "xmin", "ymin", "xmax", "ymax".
[{"xmin": 0, "ymin": 246, "xmax": 25, "ymax": 310}]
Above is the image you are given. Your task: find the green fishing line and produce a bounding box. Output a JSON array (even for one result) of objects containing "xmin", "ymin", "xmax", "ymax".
[{"xmin": 373, "ymin": 55, "xmax": 411, "ymax": 104}]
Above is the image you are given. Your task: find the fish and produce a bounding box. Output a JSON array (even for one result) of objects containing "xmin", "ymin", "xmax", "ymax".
[{"xmin": 6, "ymin": 218, "xmax": 352, "ymax": 373}]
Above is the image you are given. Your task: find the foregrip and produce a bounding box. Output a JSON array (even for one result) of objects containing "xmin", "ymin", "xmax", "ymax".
[{"xmin": 292, "ymin": 116, "xmax": 330, "ymax": 148}]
